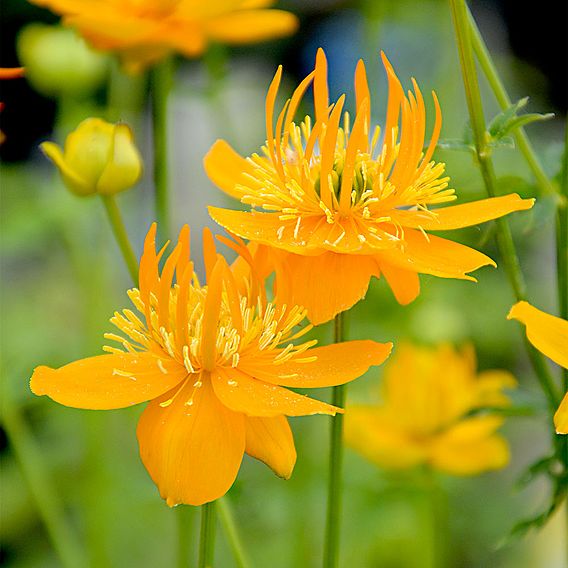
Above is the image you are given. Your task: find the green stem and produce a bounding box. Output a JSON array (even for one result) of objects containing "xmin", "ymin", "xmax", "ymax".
[
  {"xmin": 150, "ymin": 57, "xmax": 174, "ymax": 241},
  {"xmin": 198, "ymin": 502, "xmax": 217, "ymax": 568},
  {"xmin": 176, "ymin": 506, "xmax": 194, "ymax": 568},
  {"xmin": 1, "ymin": 394, "xmax": 86, "ymax": 568},
  {"xmin": 101, "ymin": 195, "xmax": 138, "ymax": 285},
  {"xmin": 218, "ymin": 497, "xmax": 251, "ymax": 568},
  {"xmin": 449, "ymin": 0, "xmax": 561, "ymax": 410},
  {"xmin": 467, "ymin": 7, "xmax": 555, "ymax": 195},
  {"xmin": 323, "ymin": 312, "xmax": 346, "ymax": 568},
  {"xmin": 420, "ymin": 469, "xmax": 449, "ymax": 568}
]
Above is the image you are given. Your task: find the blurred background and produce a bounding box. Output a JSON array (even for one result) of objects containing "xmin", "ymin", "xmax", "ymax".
[{"xmin": 1, "ymin": 0, "xmax": 567, "ymax": 566}]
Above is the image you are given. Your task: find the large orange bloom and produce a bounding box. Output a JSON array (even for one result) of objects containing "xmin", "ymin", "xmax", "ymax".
[
  {"xmin": 30, "ymin": 225, "xmax": 392, "ymax": 506},
  {"xmin": 28, "ymin": 0, "xmax": 298, "ymax": 72},
  {"xmin": 508, "ymin": 301, "xmax": 568, "ymax": 434},
  {"xmin": 205, "ymin": 49, "xmax": 534, "ymax": 325}
]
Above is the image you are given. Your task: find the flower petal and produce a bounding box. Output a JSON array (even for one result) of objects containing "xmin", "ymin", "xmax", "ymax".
[
  {"xmin": 554, "ymin": 393, "xmax": 568, "ymax": 435},
  {"xmin": 240, "ymin": 340, "xmax": 392, "ymax": 388},
  {"xmin": 245, "ymin": 415, "xmax": 296, "ymax": 479},
  {"xmin": 212, "ymin": 368, "xmax": 341, "ymax": 417},
  {"xmin": 137, "ymin": 378, "xmax": 245, "ymax": 506},
  {"xmin": 377, "ymin": 229, "xmax": 496, "ymax": 280},
  {"xmin": 392, "ymin": 194, "xmax": 534, "ymax": 230},
  {"xmin": 272, "ymin": 250, "xmax": 379, "ymax": 325},
  {"xmin": 508, "ymin": 301, "xmax": 568, "ymax": 369},
  {"xmin": 203, "ymin": 140, "xmax": 256, "ymax": 200},
  {"xmin": 204, "ymin": 10, "xmax": 298, "ymax": 44},
  {"xmin": 378, "ymin": 262, "xmax": 420, "ymax": 305},
  {"xmin": 30, "ymin": 352, "xmax": 187, "ymax": 410},
  {"xmin": 429, "ymin": 416, "xmax": 509, "ymax": 475}
]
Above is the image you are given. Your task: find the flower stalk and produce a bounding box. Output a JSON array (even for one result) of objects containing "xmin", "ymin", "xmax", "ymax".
[
  {"xmin": 150, "ymin": 57, "xmax": 174, "ymax": 241},
  {"xmin": 449, "ymin": 0, "xmax": 561, "ymax": 411},
  {"xmin": 218, "ymin": 497, "xmax": 251, "ymax": 568},
  {"xmin": 323, "ymin": 312, "xmax": 346, "ymax": 568},
  {"xmin": 176, "ymin": 506, "xmax": 194, "ymax": 568},
  {"xmin": 198, "ymin": 501, "xmax": 217, "ymax": 568},
  {"xmin": 101, "ymin": 195, "xmax": 139, "ymax": 284}
]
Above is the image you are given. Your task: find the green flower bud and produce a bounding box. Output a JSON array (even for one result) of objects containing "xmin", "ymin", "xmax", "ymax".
[
  {"xmin": 17, "ymin": 24, "xmax": 108, "ymax": 99},
  {"xmin": 41, "ymin": 118, "xmax": 143, "ymax": 197}
]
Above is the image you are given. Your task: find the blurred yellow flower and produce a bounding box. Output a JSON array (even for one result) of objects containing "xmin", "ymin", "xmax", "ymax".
[
  {"xmin": 31, "ymin": 225, "xmax": 392, "ymax": 506},
  {"xmin": 345, "ymin": 343, "xmax": 516, "ymax": 475},
  {"xmin": 41, "ymin": 118, "xmax": 143, "ymax": 197},
  {"xmin": 28, "ymin": 0, "xmax": 299, "ymax": 72},
  {"xmin": 508, "ymin": 301, "xmax": 568, "ymax": 434},
  {"xmin": 205, "ymin": 49, "xmax": 534, "ymax": 325}
]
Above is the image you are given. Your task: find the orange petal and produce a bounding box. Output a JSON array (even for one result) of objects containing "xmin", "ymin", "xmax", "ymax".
[
  {"xmin": 137, "ymin": 378, "xmax": 245, "ymax": 506},
  {"xmin": 245, "ymin": 415, "xmax": 296, "ymax": 479},
  {"xmin": 554, "ymin": 393, "xmax": 568, "ymax": 434},
  {"xmin": 240, "ymin": 340, "xmax": 392, "ymax": 388},
  {"xmin": 203, "ymin": 140, "xmax": 255, "ymax": 200},
  {"xmin": 30, "ymin": 352, "xmax": 187, "ymax": 410},
  {"xmin": 272, "ymin": 250, "xmax": 379, "ymax": 325},
  {"xmin": 377, "ymin": 229, "xmax": 496, "ymax": 280},
  {"xmin": 392, "ymin": 194, "xmax": 535, "ymax": 231},
  {"xmin": 429, "ymin": 416, "xmax": 509, "ymax": 475},
  {"xmin": 507, "ymin": 301, "xmax": 568, "ymax": 369},
  {"xmin": 204, "ymin": 10, "xmax": 298, "ymax": 44},
  {"xmin": 379, "ymin": 262, "xmax": 420, "ymax": 305},
  {"xmin": 212, "ymin": 368, "xmax": 342, "ymax": 417},
  {"xmin": 0, "ymin": 67, "xmax": 24, "ymax": 79},
  {"xmin": 314, "ymin": 48, "xmax": 329, "ymax": 124}
]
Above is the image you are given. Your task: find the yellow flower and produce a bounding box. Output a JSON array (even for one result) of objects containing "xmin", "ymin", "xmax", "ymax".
[
  {"xmin": 344, "ymin": 343, "xmax": 516, "ymax": 475},
  {"xmin": 28, "ymin": 0, "xmax": 299, "ymax": 72},
  {"xmin": 31, "ymin": 225, "xmax": 392, "ymax": 506},
  {"xmin": 205, "ymin": 49, "xmax": 534, "ymax": 325},
  {"xmin": 41, "ymin": 118, "xmax": 143, "ymax": 197},
  {"xmin": 508, "ymin": 301, "xmax": 568, "ymax": 434}
]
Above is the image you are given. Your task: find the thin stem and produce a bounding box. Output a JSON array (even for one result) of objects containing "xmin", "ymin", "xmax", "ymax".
[
  {"xmin": 176, "ymin": 506, "xmax": 194, "ymax": 568},
  {"xmin": 218, "ymin": 497, "xmax": 251, "ymax": 568},
  {"xmin": 1, "ymin": 394, "xmax": 86, "ymax": 568},
  {"xmin": 323, "ymin": 312, "xmax": 346, "ymax": 568},
  {"xmin": 101, "ymin": 195, "xmax": 138, "ymax": 285},
  {"xmin": 150, "ymin": 57, "xmax": 174, "ymax": 241},
  {"xmin": 467, "ymin": 7, "xmax": 555, "ymax": 195},
  {"xmin": 198, "ymin": 502, "xmax": 217, "ymax": 568},
  {"xmin": 449, "ymin": 0, "xmax": 561, "ymax": 410}
]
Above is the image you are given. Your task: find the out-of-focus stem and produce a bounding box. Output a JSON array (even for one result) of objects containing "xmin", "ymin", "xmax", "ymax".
[
  {"xmin": 1, "ymin": 392, "xmax": 86, "ymax": 568},
  {"xmin": 150, "ymin": 57, "xmax": 174, "ymax": 241},
  {"xmin": 218, "ymin": 497, "xmax": 251, "ymax": 568}
]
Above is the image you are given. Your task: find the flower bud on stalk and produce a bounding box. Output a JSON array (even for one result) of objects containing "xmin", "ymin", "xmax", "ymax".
[{"xmin": 41, "ymin": 118, "xmax": 143, "ymax": 197}]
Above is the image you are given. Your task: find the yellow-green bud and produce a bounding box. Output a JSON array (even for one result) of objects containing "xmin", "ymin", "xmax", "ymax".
[
  {"xmin": 41, "ymin": 118, "xmax": 143, "ymax": 197},
  {"xmin": 17, "ymin": 24, "xmax": 108, "ymax": 99}
]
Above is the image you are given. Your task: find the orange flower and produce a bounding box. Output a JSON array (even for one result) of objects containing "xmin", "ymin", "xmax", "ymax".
[
  {"xmin": 205, "ymin": 49, "xmax": 535, "ymax": 325},
  {"xmin": 345, "ymin": 343, "xmax": 516, "ymax": 475},
  {"xmin": 28, "ymin": 0, "xmax": 298, "ymax": 72},
  {"xmin": 30, "ymin": 225, "xmax": 392, "ymax": 506},
  {"xmin": 508, "ymin": 301, "xmax": 568, "ymax": 434}
]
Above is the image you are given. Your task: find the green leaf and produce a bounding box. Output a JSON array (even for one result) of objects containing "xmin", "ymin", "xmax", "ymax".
[{"xmin": 488, "ymin": 97, "xmax": 554, "ymax": 141}]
